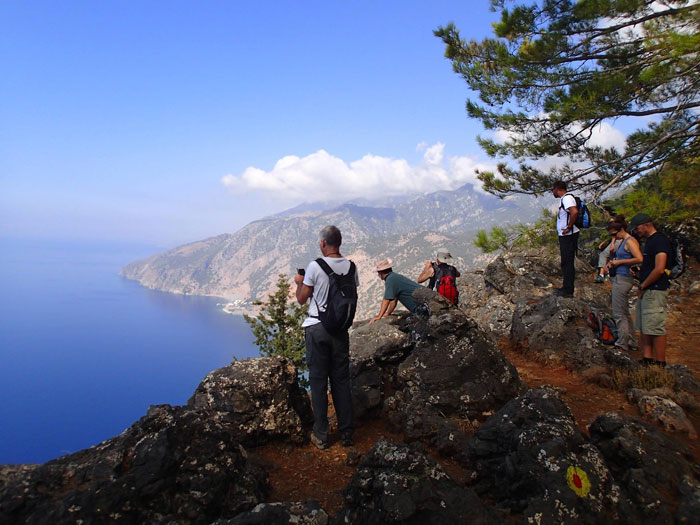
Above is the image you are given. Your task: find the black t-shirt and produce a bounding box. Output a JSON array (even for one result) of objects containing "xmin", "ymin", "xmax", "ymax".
[{"xmin": 640, "ymin": 232, "xmax": 671, "ymax": 291}]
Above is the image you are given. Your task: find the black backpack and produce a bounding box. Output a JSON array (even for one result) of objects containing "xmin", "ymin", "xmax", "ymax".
[
  {"xmin": 560, "ymin": 193, "xmax": 592, "ymax": 229},
  {"xmin": 666, "ymin": 239, "xmax": 686, "ymax": 280},
  {"xmin": 313, "ymin": 258, "xmax": 358, "ymax": 335}
]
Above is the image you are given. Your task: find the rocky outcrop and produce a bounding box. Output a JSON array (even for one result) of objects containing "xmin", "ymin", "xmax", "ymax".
[
  {"xmin": 590, "ymin": 413, "xmax": 700, "ymax": 524},
  {"xmin": 466, "ymin": 387, "xmax": 624, "ymax": 523},
  {"xmin": 333, "ymin": 440, "xmax": 501, "ymax": 524},
  {"xmin": 349, "ymin": 288, "xmax": 524, "ymax": 459},
  {"xmin": 188, "ymin": 357, "xmax": 313, "ymax": 445},
  {"xmin": 0, "ymin": 404, "xmax": 268, "ymax": 524},
  {"xmin": 0, "ymin": 357, "xmax": 314, "ymax": 525},
  {"xmin": 459, "ymin": 250, "xmax": 604, "ymax": 338}
]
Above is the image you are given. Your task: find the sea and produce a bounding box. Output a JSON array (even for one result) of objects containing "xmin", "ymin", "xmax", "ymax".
[{"xmin": 0, "ymin": 238, "xmax": 258, "ymax": 465}]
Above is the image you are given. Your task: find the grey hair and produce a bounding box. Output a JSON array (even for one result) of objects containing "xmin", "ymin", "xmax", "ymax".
[{"xmin": 320, "ymin": 225, "xmax": 342, "ymax": 247}]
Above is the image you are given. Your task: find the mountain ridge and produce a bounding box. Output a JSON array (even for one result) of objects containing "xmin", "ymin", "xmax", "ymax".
[{"xmin": 120, "ymin": 184, "xmax": 547, "ymax": 318}]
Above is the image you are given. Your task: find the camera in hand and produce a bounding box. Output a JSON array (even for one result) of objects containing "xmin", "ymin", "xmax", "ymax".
[{"xmin": 297, "ymin": 268, "xmax": 305, "ymax": 276}]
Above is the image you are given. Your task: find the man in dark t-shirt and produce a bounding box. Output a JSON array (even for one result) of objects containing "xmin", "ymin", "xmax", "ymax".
[
  {"xmin": 369, "ymin": 259, "xmax": 420, "ymax": 324},
  {"xmin": 631, "ymin": 213, "xmax": 671, "ymax": 367}
]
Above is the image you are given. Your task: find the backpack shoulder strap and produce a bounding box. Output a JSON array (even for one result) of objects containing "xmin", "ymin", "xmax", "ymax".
[
  {"xmin": 314, "ymin": 257, "xmax": 333, "ymax": 276},
  {"xmin": 560, "ymin": 192, "xmax": 574, "ymax": 210}
]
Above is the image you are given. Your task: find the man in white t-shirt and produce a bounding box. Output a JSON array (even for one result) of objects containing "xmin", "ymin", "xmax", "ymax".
[
  {"xmin": 294, "ymin": 225, "xmax": 359, "ymax": 450},
  {"xmin": 552, "ymin": 180, "xmax": 579, "ymax": 297}
]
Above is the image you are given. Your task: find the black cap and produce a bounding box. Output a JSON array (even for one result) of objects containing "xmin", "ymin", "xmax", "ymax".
[{"xmin": 629, "ymin": 213, "xmax": 652, "ymax": 231}]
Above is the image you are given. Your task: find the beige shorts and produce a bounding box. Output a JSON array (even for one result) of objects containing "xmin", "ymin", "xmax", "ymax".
[{"xmin": 634, "ymin": 289, "xmax": 668, "ymax": 336}]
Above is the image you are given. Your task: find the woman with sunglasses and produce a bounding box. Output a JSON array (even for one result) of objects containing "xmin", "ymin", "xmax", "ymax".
[{"xmin": 605, "ymin": 215, "xmax": 644, "ymax": 351}]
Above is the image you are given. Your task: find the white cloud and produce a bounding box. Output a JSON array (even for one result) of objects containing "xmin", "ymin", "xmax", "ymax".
[
  {"xmin": 221, "ymin": 144, "xmax": 495, "ymax": 202},
  {"xmin": 583, "ymin": 121, "xmax": 627, "ymax": 152},
  {"xmin": 491, "ymin": 108, "xmax": 627, "ymax": 153}
]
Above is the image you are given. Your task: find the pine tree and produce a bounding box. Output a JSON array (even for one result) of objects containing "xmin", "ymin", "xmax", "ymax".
[
  {"xmin": 243, "ymin": 274, "xmax": 309, "ymax": 387},
  {"xmin": 436, "ymin": 0, "xmax": 700, "ymax": 200}
]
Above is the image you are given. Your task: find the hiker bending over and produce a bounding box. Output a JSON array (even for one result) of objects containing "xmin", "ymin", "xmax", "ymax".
[
  {"xmin": 605, "ymin": 216, "xmax": 643, "ymax": 351},
  {"xmin": 369, "ymin": 259, "xmax": 420, "ymax": 325},
  {"xmin": 294, "ymin": 225, "xmax": 358, "ymax": 449},
  {"xmin": 417, "ymin": 248, "xmax": 460, "ymax": 305},
  {"xmin": 552, "ymin": 180, "xmax": 579, "ymax": 297},
  {"xmin": 630, "ymin": 213, "xmax": 671, "ymax": 368}
]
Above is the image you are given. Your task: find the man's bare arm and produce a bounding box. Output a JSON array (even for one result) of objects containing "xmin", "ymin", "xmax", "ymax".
[
  {"xmin": 370, "ymin": 298, "xmax": 396, "ymax": 325},
  {"xmin": 294, "ymin": 273, "xmax": 313, "ymax": 305}
]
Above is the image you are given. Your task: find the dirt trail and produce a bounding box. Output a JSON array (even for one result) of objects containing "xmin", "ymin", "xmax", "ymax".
[{"xmin": 253, "ymin": 266, "xmax": 700, "ymax": 517}]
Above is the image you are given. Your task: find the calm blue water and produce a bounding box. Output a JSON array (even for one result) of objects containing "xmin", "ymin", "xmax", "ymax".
[{"xmin": 0, "ymin": 239, "xmax": 258, "ymax": 465}]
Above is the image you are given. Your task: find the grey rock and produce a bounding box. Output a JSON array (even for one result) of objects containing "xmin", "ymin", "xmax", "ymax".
[
  {"xmin": 677, "ymin": 475, "xmax": 700, "ymax": 524},
  {"xmin": 219, "ymin": 501, "xmax": 329, "ymax": 525},
  {"xmin": 511, "ymin": 294, "xmax": 609, "ymax": 370},
  {"xmin": 188, "ymin": 357, "xmax": 313, "ymax": 445},
  {"xmin": 635, "ymin": 395, "xmax": 698, "ymax": 439},
  {"xmin": 668, "ymin": 364, "xmax": 700, "ymax": 392},
  {"xmin": 350, "ymin": 317, "xmax": 413, "ymax": 363},
  {"xmin": 590, "ymin": 413, "xmax": 700, "ymax": 525},
  {"xmin": 333, "ymin": 440, "xmax": 501, "ymax": 525},
  {"xmin": 348, "ymin": 315, "xmax": 413, "ymax": 418},
  {"xmin": 466, "ymin": 387, "xmax": 624, "ymax": 523}
]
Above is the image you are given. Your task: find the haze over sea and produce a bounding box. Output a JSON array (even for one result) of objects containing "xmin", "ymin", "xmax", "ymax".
[{"xmin": 0, "ymin": 239, "xmax": 257, "ymax": 465}]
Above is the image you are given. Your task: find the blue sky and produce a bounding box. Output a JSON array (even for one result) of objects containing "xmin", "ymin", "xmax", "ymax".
[{"xmin": 2, "ymin": 1, "xmax": 511, "ymax": 247}]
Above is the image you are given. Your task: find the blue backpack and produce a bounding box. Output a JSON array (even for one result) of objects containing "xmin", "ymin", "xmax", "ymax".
[{"xmin": 561, "ymin": 193, "xmax": 592, "ymax": 229}]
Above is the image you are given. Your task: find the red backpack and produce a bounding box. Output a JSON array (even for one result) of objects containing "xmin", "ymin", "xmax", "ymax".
[
  {"xmin": 432, "ymin": 263, "xmax": 459, "ymax": 305},
  {"xmin": 586, "ymin": 310, "xmax": 618, "ymax": 345}
]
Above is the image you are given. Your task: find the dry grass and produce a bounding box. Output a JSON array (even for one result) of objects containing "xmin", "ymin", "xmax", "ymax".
[{"xmin": 612, "ymin": 366, "xmax": 679, "ymax": 392}]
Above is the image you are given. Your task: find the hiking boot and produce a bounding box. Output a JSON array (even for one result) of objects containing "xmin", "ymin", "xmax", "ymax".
[
  {"xmin": 638, "ymin": 357, "xmax": 654, "ymax": 367},
  {"xmin": 341, "ymin": 433, "xmax": 354, "ymax": 447},
  {"xmin": 310, "ymin": 433, "xmax": 328, "ymax": 450},
  {"xmin": 594, "ymin": 275, "xmax": 605, "ymax": 283},
  {"xmin": 654, "ymin": 360, "xmax": 667, "ymax": 368},
  {"xmin": 553, "ymin": 288, "xmax": 574, "ymax": 298}
]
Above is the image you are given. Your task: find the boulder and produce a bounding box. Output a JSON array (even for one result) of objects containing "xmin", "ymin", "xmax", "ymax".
[
  {"xmin": 466, "ymin": 387, "xmax": 624, "ymax": 523},
  {"xmin": 626, "ymin": 390, "xmax": 698, "ymax": 439},
  {"xmin": 382, "ymin": 289, "xmax": 524, "ymax": 458},
  {"xmin": 0, "ymin": 405, "xmax": 268, "ymax": 524},
  {"xmin": 511, "ymin": 294, "xmax": 609, "ymax": 370},
  {"xmin": 333, "ymin": 440, "xmax": 501, "ymax": 524},
  {"xmin": 188, "ymin": 357, "xmax": 313, "ymax": 445},
  {"xmin": 589, "ymin": 413, "xmax": 700, "ymax": 525},
  {"xmin": 349, "ymin": 317, "xmax": 413, "ymax": 418}
]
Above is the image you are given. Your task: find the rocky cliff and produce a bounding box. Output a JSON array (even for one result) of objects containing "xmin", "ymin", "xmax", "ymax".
[
  {"xmin": 5, "ymin": 252, "xmax": 700, "ymax": 524},
  {"xmin": 119, "ymin": 184, "xmax": 545, "ymax": 319}
]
